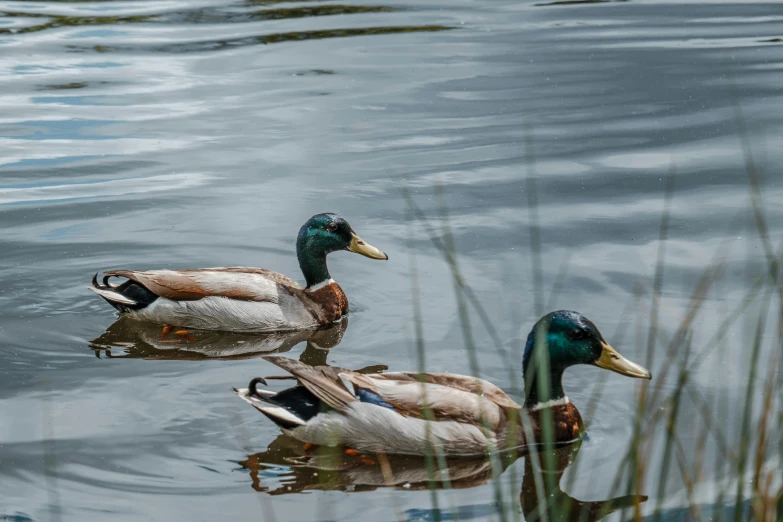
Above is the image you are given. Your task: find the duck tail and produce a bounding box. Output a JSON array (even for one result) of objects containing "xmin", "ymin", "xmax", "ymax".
[
  {"xmin": 89, "ymin": 272, "xmax": 138, "ymax": 312},
  {"xmin": 234, "ymin": 379, "xmax": 310, "ymax": 430},
  {"xmin": 89, "ymin": 272, "xmax": 159, "ymax": 312}
]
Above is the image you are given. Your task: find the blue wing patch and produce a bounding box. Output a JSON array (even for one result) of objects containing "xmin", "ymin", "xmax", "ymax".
[{"xmin": 356, "ymin": 388, "xmax": 396, "ymax": 410}]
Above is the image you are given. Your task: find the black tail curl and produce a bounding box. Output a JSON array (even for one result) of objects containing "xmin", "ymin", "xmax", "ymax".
[
  {"xmin": 92, "ymin": 272, "xmax": 119, "ymax": 290},
  {"xmin": 90, "ymin": 272, "xmax": 158, "ymax": 311},
  {"xmin": 248, "ymin": 377, "xmax": 269, "ymax": 398}
]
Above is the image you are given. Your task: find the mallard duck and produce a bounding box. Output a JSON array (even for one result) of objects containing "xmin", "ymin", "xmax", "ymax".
[
  {"xmin": 235, "ymin": 311, "xmax": 651, "ymax": 456},
  {"xmin": 89, "ymin": 213, "xmax": 387, "ymax": 332}
]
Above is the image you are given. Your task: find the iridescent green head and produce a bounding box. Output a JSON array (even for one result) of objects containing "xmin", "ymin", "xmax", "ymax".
[
  {"xmin": 523, "ymin": 311, "xmax": 651, "ymax": 406},
  {"xmin": 296, "ymin": 213, "xmax": 388, "ymax": 287}
]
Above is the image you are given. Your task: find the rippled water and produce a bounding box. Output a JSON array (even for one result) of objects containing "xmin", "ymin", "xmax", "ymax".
[{"xmin": 1, "ymin": 0, "xmax": 781, "ymax": 520}]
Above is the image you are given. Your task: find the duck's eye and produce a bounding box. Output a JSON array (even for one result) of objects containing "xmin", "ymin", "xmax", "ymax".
[
  {"xmin": 326, "ymin": 223, "xmax": 338, "ymax": 232},
  {"xmin": 570, "ymin": 329, "xmax": 586, "ymax": 340}
]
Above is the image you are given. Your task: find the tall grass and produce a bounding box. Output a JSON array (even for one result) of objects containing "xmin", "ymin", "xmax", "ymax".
[
  {"xmin": 399, "ymin": 125, "xmax": 781, "ymax": 522},
  {"xmin": 224, "ymin": 104, "xmax": 781, "ymax": 522}
]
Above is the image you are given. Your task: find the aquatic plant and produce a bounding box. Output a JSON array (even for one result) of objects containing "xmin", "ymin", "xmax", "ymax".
[{"xmin": 394, "ymin": 112, "xmax": 781, "ymax": 522}]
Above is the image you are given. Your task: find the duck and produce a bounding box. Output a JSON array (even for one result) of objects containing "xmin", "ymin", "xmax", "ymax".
[
  {"xmin": 89, "ymin": 213, "xmax": 388, "ymax": 332},
  {"xmin": 234, "ymin": 311, "xmax": 651, "ymax": 457}
]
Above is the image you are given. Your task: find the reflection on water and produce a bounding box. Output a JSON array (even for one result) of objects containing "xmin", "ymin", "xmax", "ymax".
[
  {"xmin": 0, "ymin": 13, "xmax": 154, "ymax": 35},
  {"xmin": 65, "ymin": 25, "xmax": 454, "ymax": 54},
  {"xmin": 185, "ymin": 5, "xmax": 399, "ymax": 23},
  {"xmin": 241, "ymin": 435, "xmax": 516, "ymax": 494},
  {"xmin": 535, "ymin": 0, "xmax": 625, "ymax": 6},
  {"xmin": 2, "ymin": 0, "xmax": 782, "ymax": 519},
  {"xmin": 0, "ymin": 0, "xmax": 453, "ymax": 59},
  {"xmin": 1, "ymin": 0, "xmax": 453, "ymax": 57},
  {"xmin": 0, "ymin": 4, "xmax": 399, "ymax": 35},
  {"xmin": 240, "ymin": 438, "xmax": 646, "ymax": 521},
  {"xmin": 90, "ymin": 316, "xmax": 349, "ymax": 362},
  {"xmin": 518, "ymin": 443, "xmax": 645, "ymax": 522},
  {"xmin": 37, "ymin": 81, "xmax": 91, "ymax": 90},
  {"xmin": 0, "ymin": 3, "xmax": 450, "ymax": 43}
]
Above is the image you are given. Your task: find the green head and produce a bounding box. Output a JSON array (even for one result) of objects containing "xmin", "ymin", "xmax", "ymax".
[
  {"xmin": 296, "ymin": 213, "xmax": 388, "ymax": 288},
  {"xmin": 523, "ymin": 311, "xmax": 651, "ymax": 407}
]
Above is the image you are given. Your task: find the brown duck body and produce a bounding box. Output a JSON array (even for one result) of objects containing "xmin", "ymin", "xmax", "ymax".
[
  {"xmin": 88, "ymin": 213, "xmax": 389, "ymax": 332},
  {"xmin": 235, "ymin": 357, "xmax": 585, "ymax": 456},
  {"xmin": 89, "ymin": 268, "xmax": 350, "ymax": 332},
  {"xmin": 235, "ymin": 311, "xmax": 651, "ymax": 457},
  {"xmin": 306, "ymin": 280, "xmax": 349, "ymax": 323},
  {"xmin": 528, "ymin": 402, "xmax": 584, "ymax": 444}
]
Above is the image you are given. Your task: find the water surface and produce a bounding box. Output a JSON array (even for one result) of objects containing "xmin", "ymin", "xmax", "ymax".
[{"xmin": 1, "ymin": 0, "xmax": 781, "ymax": 520}]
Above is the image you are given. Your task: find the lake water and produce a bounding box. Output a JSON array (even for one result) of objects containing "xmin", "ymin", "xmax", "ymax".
[{"xmin": 1, "ymin": 0, "xmax": 781, "ymax": 521}]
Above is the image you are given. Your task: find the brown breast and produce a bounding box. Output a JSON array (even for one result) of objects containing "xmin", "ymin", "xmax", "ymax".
[
  {"xmin": 530, "ymin": 403, "xmax": 585, "ymax": 444},
  {"xmin": 305, "ymin": 282, "xmax": 349, "ymax": 324}
]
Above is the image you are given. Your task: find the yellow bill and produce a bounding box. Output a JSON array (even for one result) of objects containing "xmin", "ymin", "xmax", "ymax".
[
  {"xmin": 593, "ymin": 341, "xmax": 652, "ymax": 379},
  {"xmin": 347, "ymin": 233, "xmax": 388, "ymax": 260}
]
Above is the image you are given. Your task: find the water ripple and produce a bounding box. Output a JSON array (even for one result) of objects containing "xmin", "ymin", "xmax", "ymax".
[
  {"xmin": 0, "ymin": 0, "xmax": 781, "ymax": 520},
  {"xmin": 0, "ymin": 172, "xmax": 209, "ymax": 205}
]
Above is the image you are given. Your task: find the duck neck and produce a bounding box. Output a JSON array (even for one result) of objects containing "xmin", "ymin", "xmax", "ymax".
[
  {"xmin": 297, "ymin": 242, "xmax": 331, "ymax": 288},
  {"xmin": 523, "ymin": 364, "xmax": 567, "ymax": 409}
]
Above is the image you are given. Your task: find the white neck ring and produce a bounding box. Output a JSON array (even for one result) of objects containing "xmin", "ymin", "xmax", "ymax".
[
  {"xmin": 307, "ymin": 278, "xmax": 335, "ymax": 292},
  {"xmin": 528, "ymin": 396, "xmax": 570, "ymax": 412}
]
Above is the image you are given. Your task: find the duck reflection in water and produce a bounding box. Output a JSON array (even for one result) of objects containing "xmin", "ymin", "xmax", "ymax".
[
  {"xmin": 239, "ymin": 438, "xmax": 646, "ymax": 521},
  {"xmin": 89, "ymin": 316, "xmax": 349, "ymax": 365}
]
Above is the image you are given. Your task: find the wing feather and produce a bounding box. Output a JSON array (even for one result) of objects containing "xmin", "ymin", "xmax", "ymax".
[
  {"xmin": 262, "ymin": 356, "xmax": 357, "ymax": 412},
  {"xmin": 260, "ymin": 358, "xmax": 516, "ymax": 431},
  {"xmin": 341, "ymin": 373, "xmax": 507, "ymax": 429},
  {"xmin": 369, "ymin": 372, "xmax": 522, "ymax": 410},
  {"xmin": 103, "ymin": 268, "xmax": 301, "ymax": 302}
]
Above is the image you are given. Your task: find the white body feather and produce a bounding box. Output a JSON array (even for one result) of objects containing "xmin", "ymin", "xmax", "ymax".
[
  {"xmin": 286, "ymin": 403, "xmax": 493, "ymax": 456},
  {"xmin": 129, "ymin": 295, "xmax": 317, "ymax": 332},
  {"xmin": 89, "ymin": 286, "xmax": 135, "ymax": 305},
  {"xmin": 236, "ymin": 377, "xmax": 500, "ymax": 457},
  {"xmin": 96, "ymin": 270, "xmax": 321, "ymax": 332}
]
